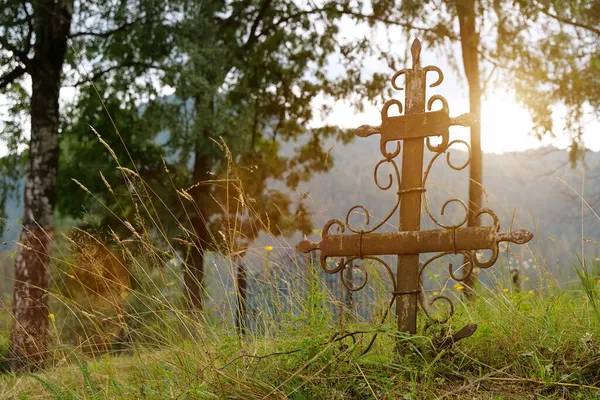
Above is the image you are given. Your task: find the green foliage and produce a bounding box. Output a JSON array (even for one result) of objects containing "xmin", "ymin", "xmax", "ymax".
[
  {"xmin": 22, "ymin": 356, "xmax": 101, "ymax": 400},
  {"xmin": 57, "ymin": 84, "xmax": 170, "ymax": 237},
  {"xmin": 573, "ymin": 255, "xmax": 600, "ymax": 323}
]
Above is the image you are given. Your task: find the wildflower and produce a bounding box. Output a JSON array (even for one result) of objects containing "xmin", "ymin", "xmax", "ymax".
[
  {"xmin": 528, "ymin": 290, "xmax": 534, "ymax": 295},
  {"xmin": 524, "ymin": 277, "xmax": 530, "ymax": 281},
  {"xmin": 453, "ymin": 283, "xmax": 464, "ymax": 291},
  {"xmin": 433, "ymin": 291, "xmax": 439, "ymax": 296},
  {"xmin": 48, "ymin": 313, "xmax": 55, "ymax": 321},
  {"xmin": 264, "ymin": 245, "xmax": 273, "ymax": 252},
  {"xmin": 503, "ymin": 288, "xmax": 509, "ymax": 293}
]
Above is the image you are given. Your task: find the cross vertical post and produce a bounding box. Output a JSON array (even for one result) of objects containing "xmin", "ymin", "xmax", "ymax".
[{"xmin": 396, "ymin": 40, "xmax": 426, "ymax": 334}]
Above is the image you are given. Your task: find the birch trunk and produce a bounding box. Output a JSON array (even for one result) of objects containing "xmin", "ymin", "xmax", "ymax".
[{"xmin": 9, "ymin": 0, "xmax": 73, "ymax": 370}]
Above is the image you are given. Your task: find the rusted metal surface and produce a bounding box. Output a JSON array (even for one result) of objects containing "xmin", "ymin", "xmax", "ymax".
[
  {"xmin": 296, "ymin": 38, "xmax": 533, "ymax": 352},
  {"xmin": 435, "ymin": 323, "xmax": 478, "ymax": 350},
  {"xmin": 297, "ymin": 225, "xmax": 532, "ymax": 259}
]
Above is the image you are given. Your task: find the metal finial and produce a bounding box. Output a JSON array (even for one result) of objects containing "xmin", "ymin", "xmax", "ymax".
[{"xmin": 411, "ymin": 38, "xmax": 421, "ymax": 69}]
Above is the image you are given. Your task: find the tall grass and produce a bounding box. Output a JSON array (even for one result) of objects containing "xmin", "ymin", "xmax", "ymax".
[{"xmin": 0, "ymin": 133, "xmax": 599, "ymax": 399}]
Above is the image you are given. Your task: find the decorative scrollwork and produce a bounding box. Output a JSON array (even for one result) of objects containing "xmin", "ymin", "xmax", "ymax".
[
  {"xmin": 424, "ymin": 65, "xmax": 444, "ymax": 87},
  {"xmin": 340, "ymin": 263, "xmax": 368, "ymax": 292},
  {"xmin": 471, "ymin": 208, "xmax": 501, "ymax": 269},
  {"xmin": 422, "ymin": 139, "xmax": 472, "ymax": 230},
  {"xmin": 380, "ymin": 99, "xmax": 404, "ymax": 159},
  {"xmin": 343, "ymin": 157, "xmax": 402, "ymax": 235},
  {"xmin": 420, "ymin": 295, "xmax": 454, "ymax": 325},
  {"xmin": 416, "ymin": 208, "xmax": 503, "ymax": 322},
  {"xmin": 417, "ymin": 251, "xmax": 471, "ymax": 323},
  {"xmin": 337, "ymin": 256, "xmax": 397, "ymax": 293},
  {"xmin": 388, "ymin": 62, "xmax": 444, "ymax": 91},
  {"xmin": 374, "ymin": 157, "xmax": 401, "ymax": 191},
  {"xmin": 391, "ymin": 69, "xmax": 409, "ymax": 91},
  {"xmin": 426, "ymin": 95, "xmax": 450, "ymax": 152}
]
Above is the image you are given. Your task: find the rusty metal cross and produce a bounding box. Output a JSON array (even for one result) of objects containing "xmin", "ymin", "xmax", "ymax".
[{"xmin": 297, "ymin": 39, "xmax": 533, "ymax": 340}]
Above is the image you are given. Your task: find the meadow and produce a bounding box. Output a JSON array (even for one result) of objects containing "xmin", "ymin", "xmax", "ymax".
[
  {"xmin": 0, "ymin": 157, "xmax": 598, "ymax": 399},
  {"xmin": 0, "ymin": 264, "xmax": 599, "ymax": 399}
]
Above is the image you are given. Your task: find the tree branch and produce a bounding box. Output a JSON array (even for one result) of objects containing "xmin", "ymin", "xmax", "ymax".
[
  {"xmin": 70, "ymin": 62, "xmax": 164, "ymax": 86},
  {"xmin": 255, "ymin": 6, "xmax": 331, "ymax": 41},
  {"xmin": 537, "ymin": 5, "xmax": 600, "ymax": 36},
  {"xmin": 0, "ymin": 36, "xmax": 31, "ymax": 68},
  {"xmin": 69, "ymin": 18, "xmax": 143, "ymax": 39},
  {"xmin": 341, "ymin": 11, "xmax": 460, "ymax": 41},
  {"xmin": 0, "ymin": 66, "xmax": 26, "ymax": 90},
  {"xmin": 244, "ymin": 0, "xmax": 274, "ymax": 49}
]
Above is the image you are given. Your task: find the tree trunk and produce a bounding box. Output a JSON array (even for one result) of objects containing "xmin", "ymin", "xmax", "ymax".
[
  {"xmin": 183, "ymin": 96, "xmax": 213, "ymax": 310},
  {"xmin": 456, "ymin": 0, "xmax": 482, "ymax": 300},
  {"xmin": 9, "ymin": 0, "xmax": 73, "ymax": 370},
  {"xmin": 235, "ymin": 258, "xmax": 248, "ymax": 335},
  {"xmin": 184, "ymin": 148, "xmax": 210, "ymax": 310}
]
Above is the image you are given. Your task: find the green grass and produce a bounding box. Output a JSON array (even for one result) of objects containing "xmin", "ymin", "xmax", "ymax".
[
  {"xmin": 1, "ymin": 135, "xmax": 598, "ymax": 399},
  {"xmin": 1, "ymin": 283, "xmax": 599, "ymax": 399}
]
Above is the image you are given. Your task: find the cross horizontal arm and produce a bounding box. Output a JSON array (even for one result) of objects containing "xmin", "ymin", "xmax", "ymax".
[
  {"xmin": 297, "ymin": 226, "xmax": 533, "ymax": 258},
  {"xmin": 355, "ymin": 110, "xmax": 477, "ymax": 141}
]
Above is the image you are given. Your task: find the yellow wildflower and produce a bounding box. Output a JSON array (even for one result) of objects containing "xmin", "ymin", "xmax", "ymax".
[
  {"xmin": 528, "ymin": 290, "xmax": 534, "ymax": 295},
  {"xmin": 524, "ymin": 277, "xmax": 530, "ymax": 281},
  {"xmin": 503, "ymin": 288, "xmax": 509, "ymax": 293},
  {"xmin": 264, "ymin": 245, "xmax": 273, "ymax": 252},
  {"xmin": 48, "ymin": 313, "xmax": 55, "ymax": 321},
  {"xmin": 433, "ymin": 291, "xmax": 439, "ymax": 296},
  {"xmin": 453, "ymin": 283, "xmax": 464, "ymax": 291}
]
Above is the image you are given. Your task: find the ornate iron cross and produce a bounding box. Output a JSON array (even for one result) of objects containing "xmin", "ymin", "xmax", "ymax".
[{"xmin": 297, "ymin": 39, "xmax": 533, "ymax": 339}]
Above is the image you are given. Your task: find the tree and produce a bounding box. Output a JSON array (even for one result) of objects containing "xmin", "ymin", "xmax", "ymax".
[
  {"xmin": 0, "ymin": 0, "xmax": 175, "ymax": 369},
  {"xmin": 137, "ymin": 0, "xmax": 384, "ymax": 309},
  {"xmin": 346, "ymin": 0, "xmax": 599, "ymax": 297},
  {"xmin": 1, "ymin": 0, "xmax": 75, "ymax": 370}
]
